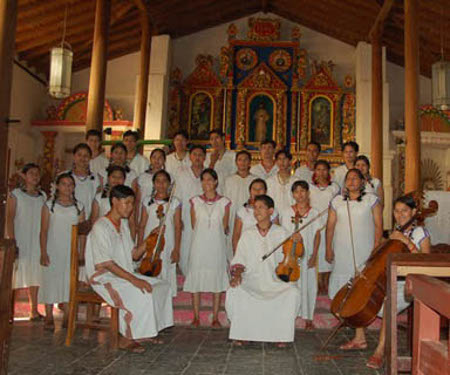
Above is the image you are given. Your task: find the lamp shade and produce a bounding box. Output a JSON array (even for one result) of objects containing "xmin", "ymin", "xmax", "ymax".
[
  {"xmin": 49, "ymin": 46, "xmax": 73, "ymax": 99},
  {"xmin": 432, "ymin": 60, "xmax": 450, "ymax": 111}
]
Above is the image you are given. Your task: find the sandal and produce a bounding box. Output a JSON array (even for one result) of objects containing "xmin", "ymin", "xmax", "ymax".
[
  {"xmin": 211, "ymin": 319, "xmax": 222, "ymax": 328},
  {"xmin": 137, "ymin": 337, "xmax": 164, "ymax": 345},
  {"xmin": 190, "ymin": 318, "xmax": 200, "ymax": 328},
  {"xmin": 339, "ymin": 340, "xmax": 367, "ymax": 351},
  {"xmin": 120, "ymin": 341, "xmax": 146, "ymax": 354},
  {"xmin": 304, "ymin": 321, "xmax": 315, "ymax": 331},
  {"xmin": 276, "ymin": 342, "xmax": 288, "ymax": 348},
  {"xmin": 366, "ymin": 354, "xmax": 384, "ymax": 369}
]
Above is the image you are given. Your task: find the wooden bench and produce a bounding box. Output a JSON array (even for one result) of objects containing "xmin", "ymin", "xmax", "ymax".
[
  {"xmin": 405, "ymin": 274, "xmax": 449, "ymax": 375},
  {"xmin": 0, "ymin": 240, "xmax": 16, "ymax": 375},
  {"xmin": 386, "ymin": 253, "xmax": 450, "ymax": 374}
]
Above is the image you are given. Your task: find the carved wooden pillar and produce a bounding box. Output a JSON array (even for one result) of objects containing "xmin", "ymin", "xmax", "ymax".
[
  {"xmin": 134, "ymin": 14, "xmax": 151, "ymax": 134},
  {"xmin": 86, "ymin": 0, "xmax": 110, "ymax": 132},
  {"xmin": 40, "ymin": 131, "xmax": 58, "ymax": 195},
  {"xmin": 404, "ymin": 0, "xmax": 420, "ymax": 192},
  {"xmin": 371, "ymin": 27, "xmax": 383, "ymax": 180},
  {"xmin": 0, "ymin": 0, "xmax": 17, "ymax": 238}
]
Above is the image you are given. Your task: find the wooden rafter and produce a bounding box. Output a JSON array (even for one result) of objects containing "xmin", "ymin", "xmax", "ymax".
[{"xmin": 368, "ymin": 0, "xmax": 395, "ymax": 40}]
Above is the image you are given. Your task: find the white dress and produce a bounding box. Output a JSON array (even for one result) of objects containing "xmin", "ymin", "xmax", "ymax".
[
  {"xmin": 226, "ymin": 225, "xmax": 301, "ymax": 342},
  {"xmin": 11, "ymin": 189, "xmax": 46, "ymax": 288},
  {"xmin": 250, "ymin": 163, "xmax": 278, "ymax": 180},
  {"xmin": 142, "ymin": 196, "xmax": 181, "ymax": 297},
  {"xmin": 309, "ymin": 182, "xmax": 340, "ymax": 272},
  {"xmin": 39, "ymin": 200, "xmax": 84, "ymax": 304},
  {"xmin": 266, "ymin": 174, "xmax": 299, "ymax": 213},
  {"xmin": 99, "ymin": 166, "xmax": 137, "ymax": 189},
  {"xmin": 90, "ymin": 153, "xmax": 109, "ymax": 176},
  {"xmin": 236, "ymin": 204, "xmax": 279, "ymax": 232},
  {"xmin": 331, "ymin": 164, "xmax": 349, "ymax": 191},
  {"xmin": 165, "ymin": 152, "xmax": 191, "ymax": 176},
  {"xmin": 205, "ymin": 150, "xmax": 236, "ymax": 194},
  {"xmin": 294, "ymin": 165, "xmax": 314, "ymax": 183},
  {"xmin": 183, "ymin": 195, "xmax": 230, "ymax": 293},
  {"xmin": 328, "ymin": 193, "xmax": 379, "ymax": 299},
  {"xmin": 280, "ymin": 207, "xmax": 321, "ymax": 320},
  {"xmin": 94, "ymin": 192, "xmax": 111, "ymax": 217},
  {"xmin": 67, "ymin": 171, "xmax": 100, "ymax": 219},
  {"xmin": 129, "ymin": 153, "xmax": 150, "ymax": 176},
  {"xmin": 364, "ymin": 177, "xmax": 382, "ymax": 198},
  {"xmin": 85, "ymin": 217, "xmax": 173, "ymax": 339},
  {"xmin": 174, "ymin": 166, "xmax": 203, "ymax": 275}
]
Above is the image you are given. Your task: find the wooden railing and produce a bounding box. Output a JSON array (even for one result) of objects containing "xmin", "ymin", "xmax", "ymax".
[
  {"xmin": 405, "ymin": 274, "xmax": 450, "ymax": 375},
  {"xmin": 0, "ymin": 240, "xmax": 16, "ymax": 375}
]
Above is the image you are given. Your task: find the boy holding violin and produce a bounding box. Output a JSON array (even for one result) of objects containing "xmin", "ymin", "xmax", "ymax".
[
  {"xmin": 85, "ymin": 185, "xmax": 174, "ymax": 353},
  {"xmin": 225, "ymin": 195, "xmax": 300, "ymax": 347}
]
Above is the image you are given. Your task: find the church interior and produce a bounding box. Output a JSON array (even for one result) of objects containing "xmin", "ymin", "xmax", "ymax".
[{"xmin": 1, "ymin": 0, "xmax": 450, "ymax": 374}]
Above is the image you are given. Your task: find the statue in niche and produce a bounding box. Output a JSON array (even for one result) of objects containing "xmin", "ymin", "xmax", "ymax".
[
  {"xmin": 311, "ymin": 97, "xmax": 331, "ymax": 146},
  {"xmin": 190, "ymin": 92, "xmax": 212, "ymax": 140},
  {"xmin": 248, "ymin": 95, "xmax": 274, "ymax": 143},
  {"xmin": 254, "ymin": 103, "xmax": 270, "ymax": 142}
]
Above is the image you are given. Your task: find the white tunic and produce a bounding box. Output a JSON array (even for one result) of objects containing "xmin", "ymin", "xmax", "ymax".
[
  {"xmin": 166, "ymin": 152, "xmax": 191, "ymax": 176},
  {"xmin": 266, "ymin": 174, "xmax": 299, "ymax": 213},
  {"xmin": 142, "ymin": 196, "xmax": 181, "ymax": 297},
  {"xmin": 129, "ymin": 153, "xmax": 150, "ymax": 176},
  {"xmin": 250, "ymin": 163, "xmax": 279, "ymax": 180},
  {"xmin": 328, "ymin": 193, "xmax": 379, "ymax": 299},
  {"xmin": 364, "ymin": 177, "xmax": 382, "ymax": 198},
  {"xmin": 94, "ymin": 192, "xmax": 111, "ymax": 217},
  {"xmin": 294, "ymin": 165, "xmax": 314, "ymax": 183},
  {"xmin": 331, "ymin": 164, "xmax": 349, "ymax": 191},
  {"xmin": 39, "ymin": 200, "xmax": 84, "ymax": 304},
  {"xmin": 174, "ymin": 166, "xmax": 203, "ymax": 275},
  {"xmin": 226, "ymin": 225, "xmax": 301, "ymax": 342},
  {"xmin": 67, "ymin": 171, "xmax": 100, "ymax": 219},
  {"xmin": 309, "ymin": 183, "xmax": 340, "ymax": 272},
  {"xmin": 236, "ymin": 205, "xmax": 279, "ymax": 232},
  {"xmin": 90, "ymin": 153, "xmax": 109, "ymax": 176},
  {"xmin": 183, "ymin": 195, "xmax": 230, "ymax": 293},
  {"xmin": 280, "ymin": 207, "xmax": 321, "ymax": 320},
  {"xmin": 11, "ymin": 189, "xmax": 46, "ymax": 288},
  {"xmin": 205, "ymin": 150, "xmax": 236, "ymax": 194},
  {"xmin": 85, "ymin": 217, "xmax": 173, "ymax": 339},
  {"xmin": 99, "ymin": 167, "xmax": 137, "ymax": 189}
]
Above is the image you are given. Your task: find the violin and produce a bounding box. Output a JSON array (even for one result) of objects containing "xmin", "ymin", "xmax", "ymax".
[
  {"xmin": 330, "ymin": 194, "xmax": 438, "ymax": 328},
  {"xmin": 139, "ymin": 183, "xmax": 176, "ymax": 277}
]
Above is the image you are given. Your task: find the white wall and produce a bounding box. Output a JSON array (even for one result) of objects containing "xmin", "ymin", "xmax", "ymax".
[{"xmin": 8, "ymin": 63, "xmax": 49, "ymax": 174}]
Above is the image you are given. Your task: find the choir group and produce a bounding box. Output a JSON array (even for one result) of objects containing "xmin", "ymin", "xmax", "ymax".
[{"xmin": 6, "ymin": 128, "xmax": 431, "ymax": 368}]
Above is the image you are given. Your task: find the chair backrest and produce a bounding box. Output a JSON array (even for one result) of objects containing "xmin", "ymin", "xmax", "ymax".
[
  {"xmin": 69, "ymin": 221, "xmax": 91, "ymax": 293},
  {"xmin": 0, "ymin": 239, "xmax": 16, "ymax": 341}
]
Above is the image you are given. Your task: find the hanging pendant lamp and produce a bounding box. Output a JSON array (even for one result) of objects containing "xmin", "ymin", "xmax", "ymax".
[{"xmin": 49, "ymin": 5, "xmax": 73, "ymax": 99}]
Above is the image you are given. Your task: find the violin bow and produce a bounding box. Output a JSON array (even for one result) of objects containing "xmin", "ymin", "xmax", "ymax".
[{"xmin": 261, "ymin": 207, "xmax": 328, "ymax": 261}]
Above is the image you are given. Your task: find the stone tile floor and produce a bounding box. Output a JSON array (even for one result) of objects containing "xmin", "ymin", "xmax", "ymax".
[{"xmin": 8, "ymin": 321, "xmax": 409, "ymax": 375}]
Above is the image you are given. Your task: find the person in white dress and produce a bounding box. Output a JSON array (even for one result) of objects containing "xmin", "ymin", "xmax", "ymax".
[
  {"xmin": 39, "ymin": 172, "xmax": 85, "ymax": 329},
  {"xmin": 232, "ymin": 178, "xmax": 279, "ymax": 253},
  {"xmin": 366, "ymin": 194, "xmax": 431, "ymax": 369},
  {"xmin": 226, "ymin": 195, "xmax": 300, "ymax": 346},
  {"xmin": 266, "ymin": 150, "xmax": 299, "ymax": 213},
  {"xmin": 294, "ymin": 141, "xmax": 321, "ymax": 183},
  {"xmin": 165, "ymin": 130, "xmax": 191, "ymax": 175},
  {"xmin": 205, "ymin": 129, "xmax": 236, "ymax": 194},
  {"xmin": 224, "ymin": 150, "xmax": 256, "ymax": 250},
  {"xmin": 99, "ymin": 143, "xmax": 138, "ymax": 191},
  {"xmin": 309, "ymin": 160, "xmax": 340, "ymax": 295},
  {"xmin": 175, "ymin": 145, "xmax": 205, "ymax": 275},
  {"xmin": 326, "ymin": 168, "xmax": 383, "ymax": 350},
  {"xmin": 280, "ymin": 181, "xmax": 321, "ymax": 329},
  {"xmin": 250, "ymin": 140, "xmax": 279, "ymax": 180},
  {"xmin": 355, "ymin": 155, "xmax": 384, "ymax": 207},
  {"xmin": 123, "ymin": 130, "xmax": 150, "ymax": 176},
  {"xmin": 6, "ymin": 163, "xmax": 46, "ymax": 320},
  {"xmin": 183, "ymin": 168, "xmax": 230, "ymax": 328},
  {"xmin": 85, "ymin": 185, "xmax": 173, "ymax": 353},
  {"xmin": 332, "ymin": 141, "xmax": 359, "ymax": 191},
  {"xmin": 86, "ymin": 129, "xmax": 109, "ymax": 176},
  {"xmin": 138, "ymin": 170, "xmax": 181, "ymax": 297}
]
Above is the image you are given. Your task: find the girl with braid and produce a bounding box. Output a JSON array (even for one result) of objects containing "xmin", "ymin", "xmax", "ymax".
[{"xmin": 39, "ymin": 173, "xmax": 85, "ymax": 330}]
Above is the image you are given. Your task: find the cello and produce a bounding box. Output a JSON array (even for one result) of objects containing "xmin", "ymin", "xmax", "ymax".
[
  {"xmin": 139, "ymin": 184, "xmax": 176, "ymax": 277},
  {"xmin": 330, "ymin": 193, "xmax": 438, "ymax": 328}
]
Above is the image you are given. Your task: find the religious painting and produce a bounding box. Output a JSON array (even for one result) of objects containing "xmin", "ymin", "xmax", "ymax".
[
  {"xmin": 188, "ymin": 92, "xmax": 213, "ymax": 141},
  {"xmin": 247, "ymin": 94, "xmax": 274, "ymax": 143},
  {"xmin": 309, "ymin": 95, "xmax": 332, "ymax": 146}
]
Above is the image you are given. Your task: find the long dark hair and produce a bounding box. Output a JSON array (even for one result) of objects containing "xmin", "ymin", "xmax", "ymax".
[
  {"xmin": 101, "ymin": 166, "xmax": 126, "ymax": 198},
  {"xmin": 20, "ymin": 163, "xmax": 44, "ymax": 196},
  {"xmin": 51, "ymin": 172, "xmax": 81, "ymax": 214},
  {"xmin": 343, "ymin": 168, "xmax": 365, "ymax": 202}
]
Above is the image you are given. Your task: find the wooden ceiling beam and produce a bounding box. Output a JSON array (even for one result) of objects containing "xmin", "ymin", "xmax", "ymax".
[
  {"xmin": 17, "ymin": 0, "xmax": 81, "ymax": 20},
  {"xmin": 369, "ymin": 0, "xmax": 395, "ymax": 40}
]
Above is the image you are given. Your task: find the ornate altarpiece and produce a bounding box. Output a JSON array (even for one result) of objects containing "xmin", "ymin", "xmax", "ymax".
[{"xmin": 167, "ymin": 18, "xmax": 356, "ymax": 163}]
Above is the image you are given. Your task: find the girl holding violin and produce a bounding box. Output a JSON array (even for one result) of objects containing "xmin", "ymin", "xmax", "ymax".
[
  {"xmin": 183, "ymin": 168, "xmax": 230, "ymax": 328},
  {"xmin": 365, "ymin": 194, "xmax": 431, "ymax": 369},
  {"xmin": 280, "ymin": 180, "xmax": 321, "ymax": 330},
  {"xmin": 309, "ymin": 160, "xmax": 340, "ymax": 295},
  {"xmin": 138, "ymin": 170, "xmax": 181, "ymax": 297},
  {"xmin": 326, "ymin": 168, "xmax": 383, "ymax": 349}
]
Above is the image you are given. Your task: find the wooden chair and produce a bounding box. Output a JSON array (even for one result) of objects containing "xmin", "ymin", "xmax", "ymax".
[
  {"xmin": 65, "ymin": 223, "xmax": 119, "ymax": 349},
  {"xmin": 0, "ymin": 239, "xmax": 16, "ymax": 375}
]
